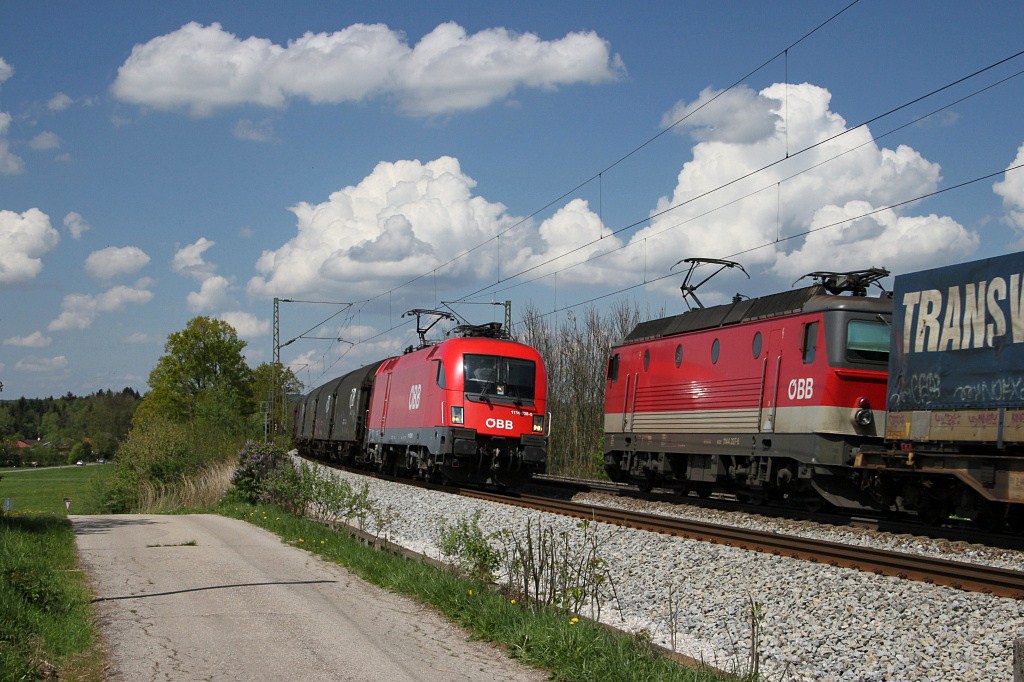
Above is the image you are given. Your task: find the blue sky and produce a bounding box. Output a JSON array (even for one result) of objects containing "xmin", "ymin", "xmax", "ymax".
[{"xmin": 1, "ymin": 0, "xmax": 1023, "ymax": 399}]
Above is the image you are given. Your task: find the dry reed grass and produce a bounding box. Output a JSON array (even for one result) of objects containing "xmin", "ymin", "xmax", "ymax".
[{"xmin": 137, "ymin": 460, "xmax": 237, "ymax": 512}]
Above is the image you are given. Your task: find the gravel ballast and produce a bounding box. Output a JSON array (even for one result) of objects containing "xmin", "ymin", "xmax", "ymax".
[{"xmin": 313, "ymin": 464, "xmax": 1024, "ymax": 682}]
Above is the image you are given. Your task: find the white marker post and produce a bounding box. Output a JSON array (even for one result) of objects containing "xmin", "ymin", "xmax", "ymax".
[{"xmin": 64, "ymin": 498, "xmax": 71, "ymax": 512}]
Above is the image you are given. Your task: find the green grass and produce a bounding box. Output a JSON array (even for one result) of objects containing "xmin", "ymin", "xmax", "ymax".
[
  {"xmin": 0, "ymin": 464, "xmax": 113, "ymax": 516},
  {"xmin": 218, "ymin": 501, "xmax": 747, "ymax": 682},
  {"xmin": 0, "ymin": 465, "xmax": 111, "ymax": 681}
]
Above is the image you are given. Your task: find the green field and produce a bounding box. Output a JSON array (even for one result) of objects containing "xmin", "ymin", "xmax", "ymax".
[{"xmin": 0, "ymin": 464, "xmax": 112, "ymax": 515}]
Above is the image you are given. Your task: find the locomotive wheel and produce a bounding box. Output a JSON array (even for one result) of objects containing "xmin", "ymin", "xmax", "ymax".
[
  {"xmin": 970, "ymin": 502, "xmax": 1007, "ymax": 533},
  {"xmin": 917, "ymin": 503, "xmax": 951, "ymax": 527},
  {"xmin": 693, "ymin": 483, "xmax": 713, "ymax": 498},
  {"xmin": 1008, "ymin": 507, "xmax": 1024, "ymax": 534}
]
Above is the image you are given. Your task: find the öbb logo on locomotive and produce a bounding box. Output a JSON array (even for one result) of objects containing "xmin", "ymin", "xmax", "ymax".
[{"xmin": 602, "ymin": 256, "xmax": 1024, "ymax": 533}]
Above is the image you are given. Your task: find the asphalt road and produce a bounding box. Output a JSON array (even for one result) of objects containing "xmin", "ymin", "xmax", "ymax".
[{"xmin": 70, "ymin": 514, "xmax": 548, "ymax": 682}]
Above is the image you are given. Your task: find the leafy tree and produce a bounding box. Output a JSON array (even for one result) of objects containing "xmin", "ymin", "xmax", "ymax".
[{"xmin": 138, "ymin": 317, "xmax": 254, "ymax": 426}]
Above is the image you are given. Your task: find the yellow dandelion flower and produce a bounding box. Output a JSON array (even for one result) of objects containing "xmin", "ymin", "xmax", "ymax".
[
  {"xmin": 569, "ymin": 617, "xmax": 579, "ymax": 625},
  {"xmin": 320, "ymin": 540, "xmax": 325, "ymax": 544},
  {"xmin": 298, "ymin": 538, "xmax": 304, "ymax": 543},
  {"xmin": 467, "ymin": 590, "xmax": 474, "ymax": 596},
  {"xmin": 510, "ymin": 599, "xmax": 516, "ymax": 605}
]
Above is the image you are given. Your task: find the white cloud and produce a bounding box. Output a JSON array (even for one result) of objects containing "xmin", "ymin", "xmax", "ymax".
[
  {"xmin": 15, "ymin": 355, "xmax": 68, "ymax": 372},
  {"xmin": 187, "ymin": 275, "xmax": 232, "ymax": 311},
  {"xmin": 4, "ymin": 331, "xmax": 52, "ymax": 348},
  {"xmin": 249, "ymin": 81, "xmax": 973, "ymax": 307},
  {"xmin": 48, "ymin": 282, "xmax": 154, "ymax": 331},
  {"xmin": 233, "ymin": 118, "xmax": 276, "ymax": 142},
  {"xmin": 111, "ymin": 21, "xmax": 623, "ymax": 117},
  {"xmin": 0, "ymin": 208, "xmax": 59, "ymax": 283},
  {"xmin": 0, "ymin": 112, "xmax": 25, "ymax": 175},
  {"xmin": 172, "ymin": 237, "xmax": 216, "ymax": 279},
  {"xmin": 247, "ymin": 156, "xmax": 520, "ymax": 298},
  {"xmin": 993, "ymin": 143, "xmax": 1024, "ymax": 233},
  {"xmin": 219, "ymin": 310, "xmax": 269, "ymax": 339},
  {"xmin": 125, "ymin": 332, "xmax": 160, "ymax": 344},
  {"xmin": 602, "ymin": 81, "xmax": 972, "ymax": 289},
  {"xmin": 48, "ymin": 92, "xmax": 73, "ymax": 111},
  {"xmin": 0, "ymin": 58, "xmax": 12, "ymax": 83},
  {"xmin": 63, "ymin": 212, "xmax": 91, "ymax": 239},
  {"xmin": 29, "ymin": 131, "xmax": 60, "ymax": 150},
  {"xmin": 661, "ymin": 85, "xmax": 779, "ymax": 144},
  {"xmin": 84, "ymin": 246, "xmax": 151, "ymax": 280}
]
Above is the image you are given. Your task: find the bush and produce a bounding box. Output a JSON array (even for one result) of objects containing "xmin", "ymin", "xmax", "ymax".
[
  {"xmin": 102, "ymin": 417, "xmax": 237, "ymax": 512},
  {"xmin": 230, "ymin": 441, "xmax": 293, "ymax": 504}
]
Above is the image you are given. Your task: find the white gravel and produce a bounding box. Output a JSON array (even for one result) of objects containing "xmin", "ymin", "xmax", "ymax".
[{"xmin": 312, "ymin": 464, "xmax": 1024, "ymax": 682}]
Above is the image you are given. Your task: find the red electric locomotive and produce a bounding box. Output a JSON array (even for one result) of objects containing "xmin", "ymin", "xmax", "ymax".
[
  {"xmin": 604, "ymin": 260, "xmax": 892, "ymax": 509},
  {"xmin": 293, "ymin": 311, "xmax": 548, "ymax": 489}
]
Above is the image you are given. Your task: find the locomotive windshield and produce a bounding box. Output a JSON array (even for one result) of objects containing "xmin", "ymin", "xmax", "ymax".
[
  {"xmin": 846, "ymin": 319, "xmax": 889, "ymax": 364},
  {"xmin": 463, "ymin": 354, "xmax": 536, "ymax": 403}
]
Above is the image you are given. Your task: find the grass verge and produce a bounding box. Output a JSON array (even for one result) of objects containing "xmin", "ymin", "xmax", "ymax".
[
  {"xmin": 218, "ymin": 500, "xmax": 747, "ymax": 682},
  {"xmin": 0, "ymin": 465, "xmax": 112, "ymax": 681}
]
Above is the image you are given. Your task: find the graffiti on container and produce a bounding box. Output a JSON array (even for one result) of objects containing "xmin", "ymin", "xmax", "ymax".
[
  {"xmin": 968, "ymin": 412, "xmax": 999, "ymax": 427},
  {"xmin": 933, "ymin": 412, "xmax": 961, "ymax": 428},
  {"xmin": 952, "ymin": 375, "xmax": 1024, "ymax": 403},
  {"xmin": 891, "ymin": 372, "xmax": 942, "ymax": 408}
]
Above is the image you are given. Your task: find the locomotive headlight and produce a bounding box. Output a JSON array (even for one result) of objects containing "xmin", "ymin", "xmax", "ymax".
[
  {"xmin": 451, "ymin": 405, "xmax": 464, "ymax": 425},
  {"xmin": 853, "ymin": 397, "xmax": 873, "ymax": 427},
  {"xmin": 532, "ymin": 414, "xmax": 545, "ymax": 433}
]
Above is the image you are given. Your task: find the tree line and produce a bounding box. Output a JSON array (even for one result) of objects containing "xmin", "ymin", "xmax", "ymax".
[{"xmin": 0, "ymin": 389, "xmax": 142, "ymax": 466}]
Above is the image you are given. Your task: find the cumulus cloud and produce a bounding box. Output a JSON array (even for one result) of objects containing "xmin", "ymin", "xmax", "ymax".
[
  {"xmin": 63, "ymin": 212, "xmax": 91, "ymax": 239},
  {"xmin": 15, "ymin": 355, "xmax": 68, "ymax": 372},
  {"xmin": 4, "ymin": 331, "xmax": 52, "ymax": 348},
  {"xmin": 607, "ymin": 81, "xmax": 975, "ymax": 288},
  {"xmin": 84, "ymin": 246, "xmax": 151, "ymax": 280},
  {"xmin": 0, "ymin": 112, "xmax": 25, "ymax": 175},
  {"xmin": 661, "ymin": 86, "xmax": 779, "ymax": 144},
  {"xmin": 48, "ymin": 281, "xmax": 154, "ymax": 331},
  {"xmin": 0, "ymin": 208, "xmax": 59, "ymax": 283},
  {"xmin": 187, "ymin": 275, "xmax": 232, "ymax": 311},
  {"xmin": 233, "ymin": 118, "xmax": 276, "ymax": 142},
  {"xmin": 172, "ymin": 237, "xmax": 217, "ymax": 279},
  {"xmin": 993, "ymin": 143, "xmax": 1024, "ymax": 233},
  {"xmin": 125, "ymin": 332, "xmax": 159, "ymax": 343},
  {"xmin": 48, "ymin": 92, "xmax": 73, "ymax": 111},
  {"xmin": 219, "ymin": 310, "xmax": 269, "ymax": 338},
  {"xmin": 249, "ymin": 81, "xmax": 973, "ymax": 307},
  {"xmin": 29, "ymin": 131, "xmax": 60, "ymax": 150},
  {"xmin": 111, "ymin": 21, "xmax": 623, "ymax": 117},
  {"xmin": 248, "ymin": 156, "xmax": 519, "ymax": 298}
]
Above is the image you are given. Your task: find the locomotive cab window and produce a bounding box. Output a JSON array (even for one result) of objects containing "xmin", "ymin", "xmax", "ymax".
[
  {"xmin": 846, "ymin": 320, "xmax": 889, "ymax": 364},
  {"xmin": 803, "ymin": 322, "xmax": 818, "ymax": 364},
  {"xmin": 463, "ymin": 354, "xmax": 536, "ymax": 404},
  {"xmin": 435, "ymin": 360, "xmax": 446, "ymax": 388},
  {"xmin": 752, "ymin": 332, "xmax": 762, "ymax": 358},
  {"xmin": 607, "ymin": 353, "xmax": 620, "ymax": 381}
]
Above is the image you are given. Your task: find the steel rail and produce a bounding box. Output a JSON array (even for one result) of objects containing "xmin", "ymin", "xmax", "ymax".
[{"xmin": 461, "ymin": 490, "xmax": 1024, "ymax": 600}]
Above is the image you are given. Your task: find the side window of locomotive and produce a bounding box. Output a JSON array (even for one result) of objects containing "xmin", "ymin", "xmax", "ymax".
[
  {"xmin": 711, "ymin": 338, "xmax": 720, "ymax": 364},
  {"xmin": 802, "ymin": 322, "xmax": 818, "ymax": 364},
  {"xmin": 752, "ymin": 331, "xmax": 762, "ymax": 358},
  {"xmin": 643, "ymin": 349, "xmax": 650, "ymax": 371},
  {"xmin": 846, "ymin": 320, "xmax": 889, "ymax": 364},
  {"xmin": 675, "ymin": 344, "xmax": 683, "ymax": 368},
  {"xmin": 607, "ymin": 353, "xmax": 620, "ymax": 382},
  {"xmin": 435, "ymin": 360, "xmax": 446, "ymax": 388}
]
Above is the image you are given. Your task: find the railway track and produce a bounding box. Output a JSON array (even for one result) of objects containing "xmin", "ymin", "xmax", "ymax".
[{"xmin": 461, "ymin": 488, "xmax": 1024, "ymax": 600}]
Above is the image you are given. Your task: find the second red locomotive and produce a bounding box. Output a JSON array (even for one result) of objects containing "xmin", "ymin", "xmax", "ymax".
[
  {"xmin": 603, "ymin": 261, "xmax": 892, "ymax": 510},
  {"xmin": 293, "ymin": 314, "xmax": 548, "ymax": 489}
]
